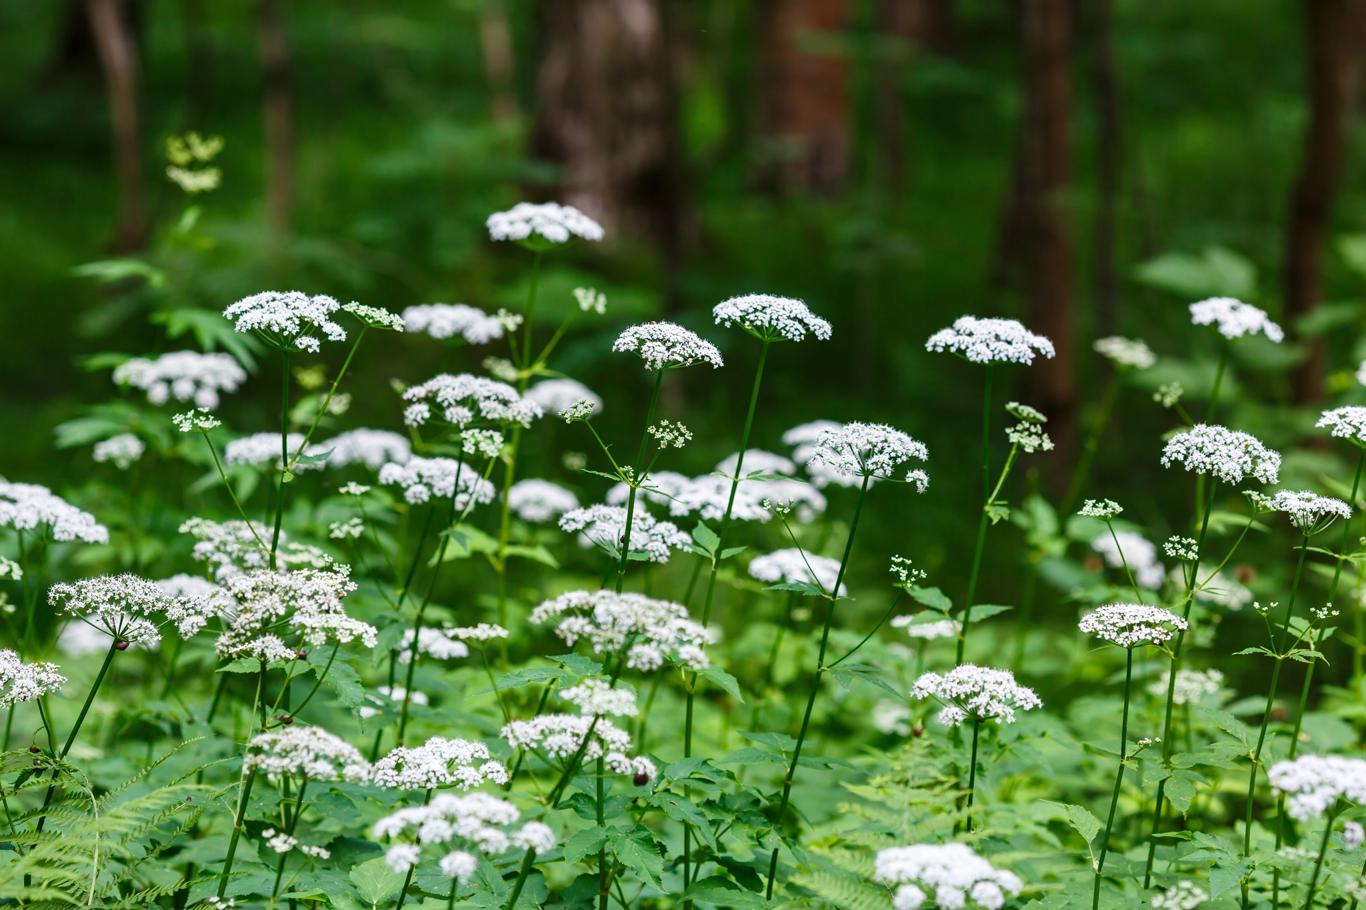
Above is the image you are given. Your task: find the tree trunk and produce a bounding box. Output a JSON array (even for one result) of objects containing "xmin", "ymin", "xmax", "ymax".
[
  {"xmin": 86, "ymin": 0, "xmax": 147, "ymax": 251},
  {"xmin": 757, "ymin": 0, "xmax": 855, "ymax": 192},
  {"xmin": 478, "ymin": 0, "xmax": 521, "ymax": 124},
  {"xmin": 257, "ymin": 0, "xmax": 295, "ymax": 236},
  {"xmin": 1089, "ymin": 0, "xmax": 1120, "ymax": 337},
  {"xmin": 1019, "ymin": 0, "xmax": 1076, "ymax": 472},
  {"xmin": 1284, "ymin": 0, "xmax": 1366, "ymax": 404}
]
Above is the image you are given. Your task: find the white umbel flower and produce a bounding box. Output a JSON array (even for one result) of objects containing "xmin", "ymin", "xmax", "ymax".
[
  {"xmin": 560, "ymin": 678, "xmax": 638, "ymax": 717},
  {"xmin": 1316, "ymin": 406, "xmax": 1366, "ymax": 446},
  {"xmin": 372, "ymin": 792, "xmax": 553, "ymax": 881},
  {"xmin": 890, "ymin": 616, "xmax": 958, "ymax": 640},
  {"xmin": 399, "ymin": 627, "xmax": 469, "ymax": 662},
  {"xmin": 1268, "ymin": 489, "xmax": 1351, "ymax": 531},
  {"xmin": 911, "ymin": 664, "xmax": 1042, "ymax": 726},
  {"xmin": 92, "ymin": 433, "xmax": 145, "ymax": 470},
  {"xmin": 1149, "ymin": 668, "xmax": 1223, "ymax": 705},
  {"xmin": 525, "ymin": 379, "xmax": 603, "ymax": 417},
  {"xmin": 1078, "ymin": 603, "xmax": 1188, "ymax": 647},
  {"xmin": 605, "ymin": 472, "xmax": 692, "ymax": 513},
  {"xmin": 874, "ymin": 843, "xmax": 1022, "ymax": 910},
  {"xmin": 0, "ymin": 481, "xmax": 108, "ymax": 543},
  {"xmin": 1268, "ymin": 754, "xmax": 1366, "ymax": 821},
  {"xmin": 748, "ymin": 548, "xmax": 846, "ymax": 596},
  {"xmin": 180, "ymin": 518, "xmax": 331, "ymax": 580},
  {"xmin": 784, "ymin": 420, "xmax": 862, "ymax": 488},
  {"xmin": 1189, "ymin": 297, "xmax": 1284, "ymax": 342},
  {"xmin": 309, "ymin": 429, "xmax": 411, "ymax": 470},
  {"xmin": 377, "ymin": 457, "xmax": 497, "ymax": 507},
  {"xmin": 0, "ymin": 650, "xmax": 65, "ymax": 706},
  {"xmin": 370, "ymin": 737, "xmax": 508, "ymax": 790},
  {"xmin": 113, "ymin": 350, "xmax": 247, "ymax": 409},
  {"xmin": 529, "ymin": 589, "xmax": 713, "ymax": 671},
  {"xmin": 558, "ymin": 503, "xmax": 689, "ymax": 563},
  {"xmin": 486, "ymin": 201, "xmax": 604, "ymax": 245},
  {"xmin": 244, "ymin": 725, "xmax": 370, "ymax": 783},
  {"xmin": 403, "ymin": 303, "xmax": 506, "ymax": 344},
  {"xmin": 402, "ymin": 374, "xmax": 541, "ymax": 430},
  {"xmin": 810, "ymin": 422, "xmax": 929, "ymax": 489},
  {"xmin": 1091, "ymin": 530, "xmax": 1165, "ymax": 589},
  {"xmin": 500, "ymin": 714, "xmax": 655, "ymax": 782},
  {"xmin": 1159, "ymin": 424, "xmax": 1281, "ymax": 485},
  {"xmin": 211, "ymin": 567, "xmax": 376, "ymax": 661},
  {"xmin": 508, "ymin": 479, "xmax": 579, "ymax": 523},
  {"xmin": 1151, "ymin": 880, "xmax": 1209, "ymax": 910},
  {"xmin": 712, "ymin": 294, "xmax": 832, "ymax": 343},
  {"xmin": 224, "ymin": 433, "xmax": 309, "ymax": 470},
  {"xmin": 1093, "ymin": 336, "xmax": 1156, "ymax": 370},
  {"xmin": 716, "ymin": 449, "xmax": 796, "ymax": 478},
  {"xmin": 1079, "ymin": 499, "xmax": 1123, "ymax": 520},
  {"xmin": 612, "ymin": 322, "xmax": 724, "ymax": 370},
  {"xmin": 49, "ymin": 574, "xmax": 216, "ymax": 647},
  {"xmin": 223, "ymin": 291, "xmax": 348, "ymax": 353},
  {"xmin": 926, "ymin": 315, "xmax": 1056, "ymax": 365}
]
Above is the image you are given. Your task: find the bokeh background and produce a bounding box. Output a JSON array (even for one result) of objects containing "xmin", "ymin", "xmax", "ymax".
[{"xmin": 2, "ymin": 0, "xmax": 1366, "ymax": 598}]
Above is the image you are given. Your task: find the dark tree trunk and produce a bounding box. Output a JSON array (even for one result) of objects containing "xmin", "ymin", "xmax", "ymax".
[
  {"xmin": 1284, "ymin": 0, "xmax": 1366, "ymax": 404},
  {"xmin": 86, "ymin": 0, "xmax": 147, "ymax": 251},
  {"xmin": 533, "ymin": 0, "xmax": 686, "ymax": 260},
  {"xmin": 258, "ymin": 0, "xmax": 295, "ymax": 236},
  {"xmin": 1089, "ymin": 0, "xmax": 1121, "ymax": 337},
  {"xmin": 757, "ymin": 0, "xmax": 855, "ymax": 192},
  {"xmin": 1019, "ymin": 0, "xmax": 1076, "ymax": 471},
  {"xmin": 479, "ymin": 0, "xmax": 521, "ymax": 124}
]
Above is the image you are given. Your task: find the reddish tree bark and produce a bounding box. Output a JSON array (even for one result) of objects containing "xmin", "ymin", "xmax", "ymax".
[
  {"xmin": 86, "ymin": 0, "xmax": 147, "ymax": 250},
  {"xmin": 1019, "ymin": 0, "xmax": 1077, "ymax": 470},
  {"xmin": 1284, "ymin": 0, "xmax": 1366, "ymax": 404},
  {"xmin": 257, "ymin": 0, "xmax": 295, "ymax": 236}
]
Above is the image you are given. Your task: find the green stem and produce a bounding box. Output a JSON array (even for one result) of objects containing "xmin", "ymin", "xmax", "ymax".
[
  {"xmin": 59, "ymin": 641, "xmax": 117, "ymax": 759},
  {"xmin": 201, "ymin": 433, "xmax": 270, "ymax": 556},
  {"xmin": 964, "ymin": 715, "xmax": 982, "ymax": 834},
  {"xmin": 614, "ymin": 370, "xmax": 665, "ymax": 592},
  {"xmin": 287, "ymin": 326, "xmax": 366, "ymax": 471},
  {"xmin": 956, "ymin": 364, "xmax": 993, "ymax": 666},
  {"xmin": 1302, "ymin": 812, "xmax": 1335, "ymax": 910},
  {"xmin": 764, "ymin": 475, "xmax": 870, "ymax": 899},
  {"xmin": 397, "ymin": 485, "xmax": 462, "ymax": 745},
  {"xmin": 268, "ymin": 350, "xmax": 291, "ymax": 570},
  {"xmin": 1106, "ymin": 520, "xmax": 1145, "ymax": 603},
  {"xmin": 597, "ymin": 755, "xmax": 608, "ymax": 910},
  {"xmin": 1092, "ymin": 648, "xmax": 1133, "ymax": 910},
  {"xmin": 217, "ymin": 665, "xmax": 266, "ymax": 899},
  {"xmin": 502, "ymin": 846, "xmax": 538, "ymax": 910},
  {"xmin": 270, "ymin": 775, "xmax": 309, "ymax": 900},
  {"xmin": 1063, "ymin": 374, "xmax": 1118, "ymax": 512}
]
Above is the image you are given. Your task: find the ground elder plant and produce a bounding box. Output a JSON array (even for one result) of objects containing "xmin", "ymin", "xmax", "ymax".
[{"xmin": 7, "ymin": 197, "xmax": 1366, "ymax": 910}]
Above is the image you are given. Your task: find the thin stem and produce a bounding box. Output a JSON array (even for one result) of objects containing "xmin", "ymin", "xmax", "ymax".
[
  {"xmin": 1092, "ymin": 649, "xmax": 1133, "ymax": 910},
  {"xmin": 1106, "ymin": 520, "xmax": 1145, "ymax": 603},
  {"xmin": 1302, "ymin": 813, "xmax": 1335, "ymax": 910},
  {"xmin": 200, "ymin": 434, "xmax": 270, "ymax": 556},
  {"xmin": 1063, "ymin": 374, "xmax": 1118, "ymax": 512},
  {"xmin": 956, "ymin": 364, "xmax": 993, "ymax": 666},
  {"xmin": 217, "ymin": 666, "xmax": 266, "ymax": 899},
  {"xmin": 286, "ymin": 326, "xmax": 366, "ymax": 471},
  {"xmin": 614, "ymin": 370, "xmax": 665, "ymax": 592},
  {"xmin": 268, "ymin": 350, "xmax": 291, "ymax": 570},
  {"xmin": 964, "ymin": 716, "xmax": 982, "ymax": 834},
  {"xmin": 597, "ymin": 756, "xmax": 608, "ymax": 910},
  {"xmin": 60, "ymin": 641, "xmax": 117, "ymax": 759},
  {"xmin": 502, "ymin": 846, "xmax": 538, "ymax": 910},
  {"xmin": 270, "ymin": 775, "xmax": 309, "ymax": 900},
  {"xmin": 765, "ymin": 475, "xmax": 870, "ymax": 899},
  {"xmin": 397, "ymin": 485, "xmax": 462, "ymax": 744}
]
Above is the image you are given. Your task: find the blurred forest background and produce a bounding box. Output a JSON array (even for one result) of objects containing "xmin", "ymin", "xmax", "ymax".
[{"xmin": 2, "ymin": 0, "xmax": 1366, "ymax": 585}]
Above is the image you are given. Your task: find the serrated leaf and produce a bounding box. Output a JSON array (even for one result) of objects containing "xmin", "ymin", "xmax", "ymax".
[
  {"xmin": 349, "ymin": 856, "xmax": 404, "ymax": 906},
  {"xmin": 606, "ymin": 826, "xmax": 663, "ymax": 888},
  {"xmin": 909, "ymin": 586, "xmax": 952, "ymax": 613},
  {"xmin": 1041, "ymin": 800, "xmax": 1102, "ymax": 846},
  {"xmin": 697, "ymin": 665, "xmax": 745, "ymax": 704},
  {"xmin": 562, "ymin": 827, "xmax": 608, "ymax": 865}
]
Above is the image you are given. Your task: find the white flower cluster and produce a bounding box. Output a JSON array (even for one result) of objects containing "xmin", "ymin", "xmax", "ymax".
[
  {"xmin": 891, "ymin": 615, "xmax": 958, "ymax": 641},
  {"xmin": 1006, "ymin": 421, "xmax": 1053, "ymax": 454},
  {"xmin": 712, "ymin": 294, "xmax": 832, "ymax": 343},
  {"xmin": 926, "ymin": 315, "xmax": 1055, "ymax": 365},
  {"xmin": 0, "ymin": 481, "xmax": 108, "ymax": 543},
  {"xmin": 783, "ymin": 420, "xmax": 862, "ymax": 488},
  {"xmin": 224, "ymin": 433, "xmax": 307, "ymax": 469},
  {"xmin": 402, "ymin": 373, "xmax": 541, "ymax": 430},
  {"xmin": 1078, "ymin": 603, "xmax": 1188, "ymax": 647},
  {"xmin": 402, "ymin": 303, "xmax": 506, "ymax": 344},
  {"xmin": 0, "ymin": 649, "xmax": 65, "ymax": 707},
  {"xmin": 223, "ymin": 291, "xmax": 348, "ymax": 353},
  {"xmin": 717, "ymin": 449, "xmax": 796, "ymax": 478},
  {"xmin": 113, "ymin": 350, "xmax": 246, "ymax": 409},
  {"xmin": 92, "ymin": 433, "xmax": 145, "ymax": 470},
  {"xmin": 560, "ymin": 678, "xmax": 638, "ymax": 717},
  {"xmin": 874, "ymin": 843, "xmax": 1022, "ymax": 910},
  {"xmin": 448, "ymin": 623, "xmax": 509, "ymax": 643},
  {"xmin": 1346, "ymin": 821, "xmax": 1364, "ymax": 850},
  {"xmin": 748, "ymin": 548, "xmax": 846, "ymax": 596},
  {"xmin": 1160, "ymin": 424, "xmax": 1281, "ymax": 486},
  {"xmin": 341, "ymin": 301, "xmax": 405, "ymax": 332},
  {"xmin": 1093, "ymin": 336, "xmax": 1156, "ymax": 370},
  {"xmin": 1080, "ymin": 499, "xmax": 1123, "ymax": 520},
  {"xmin": 371, "ymin": 737, "xmax": 508, "ymax": 790},
  {"xmin": 377, "ymin": 457, "xmax": 497, "ymax": 507},
  {"xmin": 525, "ymin": 379, "xmax": 602, "ymax": 417},
  {"xmin": 500, "ymin": 714, "xmax": 655, "ymax": 782},
  {"xmin": 1268, "ymin": 490, "xmax": 1351, "ymax": 531},
  {"xmin": 211, "ymin": 567, "xmax": 376, "ymax": 661},
  {"xmin": 373, "ymin": 792, "xmax": 555, "ymax": 883},
  {"xmin": 359, "ymin": 685, "xmax": 427, "ymax": 720},
  {"xmin": 558, "ymin": 503, "xmax": 690, "ymax": 563},
  {"xmin": 179, "ymin": 518, "xmax": 330, "ymax": 580},
  {"xmin": 1151, "ymin": 880, "xmax": 1209, "ymax": 910},
  {"xmin": 310, "ymin": 429, "xmax": 411, "ymax": 470},
  {"xmin": 1188, "ymin": 297, "xmax": 1284, "ymax": 342},
  {"xmin": 1091, "ymin": 530, "xmax": 1165, "ymax": 589},
  {"xmin": 810, "ymin": 422, "xmax": 929, "ymax": 489},
  {"xmin": 612, "ymin": 322, "xmax": 724, "ymax": 370},
  {"xmin": 1267, "ymin": 754, "xmax": 1366, "ymax": 821},
  {"xmin": 508, "ymin": 479, "xmax": 579, "ymax": 523},
  {"xmin": 529, "ymin": 589, "xmax": 713, "ymax": 671},
  {"xmin": 911, "ymin": 665, "xmax": 1042, "ymax": 726},
  {"xmin": 1150, "ymin": 668, "xmax": 1224, "ymax": 705},
  {"xmin": 676, "ymin": 474, "xmax": 825, "ymax": 523},
  {"xmin": 1316, "ymin": 406, "xmax": 1366, "ymax": 445},
  {"xmin": 399, "ymin": 627, "xmax": 469, "ymax": 662},
  {"xmin": 486, "ymin": 201, "xmax": 604, "ymax": 245},
  {"xmin": 49, "ymin": 574, "xmax": 215, "ymax": 646},
  {"xmin": 244, "ymin": 725, "xmax": 370, "ymax": 783},
  {"xmin": 1163, "ymin": 536, "xmax": 1199, "ymax": 562},
  {"xmin": 172, "ymin": 408, "xmax": 221, "ymax": 432}
]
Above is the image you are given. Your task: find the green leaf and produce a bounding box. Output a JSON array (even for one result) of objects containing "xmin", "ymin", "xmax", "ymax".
[
  {"xmin": 562, "ymin": 827, "xmax": 608, "ymax": 865},
  {"xmin": 692, "ymin": 521, "xmax": 720, "ymax": 556},
  {"xmin": 765, "ymin": 581, "xmax": 827, "ymax": 598},
  {"xmin": 683, "ymin": 877, "xmax": 767, "ymax": 908},
  {"xmin": 828, "ymin": 662, "xmax": 903, "ymax": 699},
  {"xmin": 697, "ymin": 665, "xmax": 745, "ymax": 703},
  {"xmin": 1133, "ymin": 246, "xmax": 1256, "ymax": 299},
  {"xmin": 71, "ymin": 257, "xmax": 166, "ymax": 288},
  {"xmin": 908, "ymin": 585, "xmax": 952, "ymax": 614},
  {"xmin": 349, "ymin": 856, "xmax": 405, "ymax": 906},
  {"xmin": 1041, "ymin": 800, "xmax": 1102, "ymax": 846},
  {"xmin": 504, "ymin": 544, "xmax": 559, "ymax": 568},
  {"xmin": 963, "ymin": 603, "xmax": 1012, "ymax": 622},
  {"xmin": 606, "ymin": 826, "xmax": 663, "ymax": 888}
]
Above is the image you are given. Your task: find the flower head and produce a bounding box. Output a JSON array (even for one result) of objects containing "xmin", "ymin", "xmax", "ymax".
[
  {"xmin": 180, "ymin": 518, "xmax": 330, "ymax": 580},
  {"xmin": 211, "ymin": 567, "xmax": 376, "ymax": 661},
  {"xmin": 378, "ymin": 457, "xmax": 497, "ymax": 507},
  {"xmin": 399, "ymin": 627, "xmax": 469, "ymax": 662},
  {"xmin": 1268, "ymin": 754, "xmax": 1366, "ymax": 821},
  {"xmin": 926, "ymin": 316, "xmax": 1055, "ymax": 365},
  {"xmin": 341, "ymin": 302, "xmax": 404, "ymax": 332},
  {"xmin": 525, "ymin": 379, "xmax": 602, "ymax": 417},
  {"xmin": 558, "ymin": 504, "xmax": 689, "ymax": 564},
  {"xmin": 49, "ymin": 574, "xmax": 216, "ymax": 647},
  {"xmin": 508, "ymin": 479, "xmax": 579, "ymax": 524},
  {"xmin": 1078, "ymin": 603, "xmax": 1188, "ymax": 647},
  {"xmin": 1152, "ymin": 881, "xmax": 1209, "ymax": 910},
  {"xmin": 0, "ymin": 650, "xmax": 65, "ymax": 707},
  {"xmin": 748, "ymin": 548, "xmax": 846, "ymax": 596},
  {"xmin": 1160, "ymin": 424, "xmax": 1281, "ymax": 485},
  {"xmin": 612, "ymin": 322, "xmax": 723, "ymax": 371},
  {"xmin": 560, "ymin": 678, "xmax": 638, "ymax": 717},
  {"xmin": 173, "ymin": 408, "xmax": 222, "ymax": 432},
  {"xmin": 500, "ymin": 714, "xmax": 654, "ymax": 782},
  {"xmin": 1080, "ymin": 499, "xmax": 1123, "ymax": 520},
  {"xmin": 810, "ymin": 422, "xmax": 929, "ymax": 488},
  {"xmin": 1316, "ymin": 406, "xmax": 1366, "ymax": 446},
  {"xmin": 402, "ymin": 374, "xmax": 541, "ymax": 430},
  {"xmin": 372, "ymin": 792, "xmax": 553, "ymax": 881},
  {"xmin": 890, "ymin": 616, "xmax": 958, "ymax": 641},
  {"xmin": 1149, "ymin": 668, "xmax": 1223, "ymax": 705},
  {"xmin": 244, "ymin": 725, "xmax": 370, "ymax": 783},
  {"xmin": 113, "ymin": 350, "xmax": 246, "ymax": 409},
  {"xmin": 223, "ymin": 291, "xmax": 348, "ymax": 353},
  {"xmin": 1091, "ymin": 530, "xmax": 1165, "ymax": 589},
  {"xmin": 402, "ymin": 303, "xmax": 506, "ymax": 344},
  {"xmin": 1268, "ymin": 490, "xmax": 1351, "ymax": 532},
  {"xmin": 1189, "ymin": 297, "xmax": 1284, "ymax": 342},
  {"xmin": 486, "ymin": 201, "xmax": 604, "ymax": 246},
  {"xmin": 874, "ymin": 843, "xmax": 1022, "ymax": 910},
  {"xmin": 92, "ymin": 433, "xmax": 145, "ymax": 470},
  {"xmin": 308, "ymin": 429, "xmax": 411, "ymax": 470},
  {"xmin": 712, "ymin": 294, "xmax": 832, "ymax": 343},
  {"xmin": 911, "ymin": 664, "xmax": 1041, "ymax": 726},
  {"xmin": 0, "ymin": 481, "xmax": 108, "ymax": 543},
  {"xmin": 1093, "ymin": 336, "xmax": 1156, "ymax": 370},
  {"xmin": 529, "ymin": 589, "xmax": 713, "ymax": 671},
  {"xmin": 370, "ymin": 737, "xmax": 508, "ymax": 790},
  {"xmin": 224, "ymin": 433, "xmax": 308, "ymax": 470}
]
